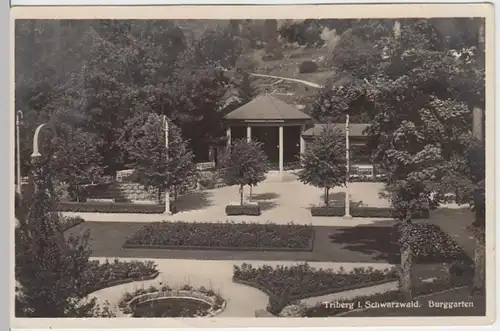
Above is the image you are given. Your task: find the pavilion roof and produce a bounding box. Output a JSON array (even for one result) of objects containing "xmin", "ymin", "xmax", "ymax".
[
  {"xmin": 223, "ymin": 94, "xmax": 311, "ymax": 121},
  {"xmin": 302, "ymin": 123, "xmax": 370, "ymax": 138}
]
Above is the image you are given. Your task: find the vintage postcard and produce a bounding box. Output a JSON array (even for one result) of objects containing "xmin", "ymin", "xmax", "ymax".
[{"xmin": 11, "ymin": 3, "xmax": 495, "ymax": 329}]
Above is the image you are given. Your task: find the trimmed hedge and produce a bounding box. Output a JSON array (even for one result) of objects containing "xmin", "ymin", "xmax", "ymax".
[
  {"xmin": 403, "ymin": 223, "xmax": 468, "ymax": 262},
  {"xmin": 225, "ymin": 204, "xmax": 261, "ymax": 216},
  {"xmin": 123, "ymin": 221, "xmax": 315, "ymax": 251},
  {"xmin": 311, "ymin": 206, "xmax": 429, "ymax": 218},
  {"xmin": 233, "ymin": 263, "xmax": 398, "ymax": 303},
  {"xmin": 55, "ymin": 201, "xmax": 165, "ymax": 214}
]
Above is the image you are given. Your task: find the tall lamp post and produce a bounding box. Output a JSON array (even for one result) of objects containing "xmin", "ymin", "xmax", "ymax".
[
  {"xmin": 344, "ymin": 114, "xmax": 352, "ymax": 219},
  {"xmin": 163, "ymin": 115, "xmax": 172, "ymax": 216},
  {"xmin": 16, "ymin": 110, "xmax": 24, "ymax": 196}
]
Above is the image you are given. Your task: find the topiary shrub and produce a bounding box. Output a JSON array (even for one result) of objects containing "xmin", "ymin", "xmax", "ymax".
[
  {"xmin": 298, "ymin": 60, "xmax": 318, "ymax": 73},
  {"xmin": 279, "ymin": 302, "xmax": 308, "ymax": 317}
]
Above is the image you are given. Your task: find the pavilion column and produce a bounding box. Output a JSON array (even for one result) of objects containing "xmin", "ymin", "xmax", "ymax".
[
  {"xmin": 299, "ymin": 125, "xmax": 306, "ymax": 157},
  {"xmin": 247, "ymin": 125, "xmax": 252, "ymax": 142},
  {"xmin": 279, "ymin": 125, "xmax": 284, "ymax": 180},
  {"xmin": 226, "ymin": 126, "xmax": 231, "ymax": 149}
]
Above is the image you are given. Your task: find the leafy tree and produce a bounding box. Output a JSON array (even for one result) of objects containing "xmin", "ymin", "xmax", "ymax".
[
  {"xmin": 194, "ymin": 27, "xmax": 242, "ymax": 68},
  {"xmin": 124, "ymin": 112, "xmax": 196, "ymax": 204},
  {"xmin": 220, "ymin": 139, "xmax": 268, "ymax": 205},
  {"xmin": 328, "ymin": 19, "xmax": 485, "ymax": 298},
  {"xmin": 15, "ymin": 160, "xmax": 102, "ymax": 317},
  {"xmin": 278, "ymin": 19, "xmax": 325, "ymax": 47},
  {"xmin": 298, "ymin": 125, "xmax": 346, "ymax": 206},
  {"xmin": 51, "ymin": 128, "xmax": 105, "ymax": 201}
]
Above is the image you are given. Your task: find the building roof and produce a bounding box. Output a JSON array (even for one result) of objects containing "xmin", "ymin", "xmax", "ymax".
[
  {"xmin": 223, "ymin": 94, "xmax": 311, "ymax": 121},
  {"xmin": 302, "ymin": 123, "xmax": 370, "ymax": 138}
]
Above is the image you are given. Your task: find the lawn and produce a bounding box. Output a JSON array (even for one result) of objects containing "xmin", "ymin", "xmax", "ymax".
[{"xmin": 66, "ymin": 209, "xmax": 470, "ymax": 264}]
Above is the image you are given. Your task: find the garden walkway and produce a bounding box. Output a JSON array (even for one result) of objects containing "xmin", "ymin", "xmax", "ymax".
[
  {"xmin": 89, "ymin": 257, "xmax": 395, "ymax": 317},
  {"xmin": 63, "ymin": 172, "xmax": 395, "ymax": 226}
]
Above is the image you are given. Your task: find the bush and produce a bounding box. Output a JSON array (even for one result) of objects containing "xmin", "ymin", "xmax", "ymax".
[
  {"xmin": 55, "ymin": 201, "xmax": 165, "ymax": 214},
  {"xmin": 123, "ymin": 221, "xmax": 315, "ymax": 251},
  {"xmin": 298, "ymin": 60, "xmax": 318, "ymax": 73},
  {"xmin": 82, "ymin": 259, "xmax": 158, "ymax": 294},
  {"xmin": 449, "ymin": 261, "xmax": 474, "ymax": 287},
  {"xmin": 279, "ymin": 302, "xmax": 308, "ymax": 317},
  {"xmin": 225, "ymin": 204, "xmax": 261, "ymax": 216},
  {"xmin": 310, "ymin": 206, "xmax": 430, "ymax": 218},
  {"xmin": 233, "ymin": 263, "xmax": 398, "ymax": 303},
  {"xmin": 404, "ymin": 223, "xmax": 467, "ymax": 262}
]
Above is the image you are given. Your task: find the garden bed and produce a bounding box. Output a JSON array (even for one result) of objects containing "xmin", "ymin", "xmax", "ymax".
[
  {"xmin": 118, "ymin": 285, "xmax": 226, "ymax": 317},
  {"xmin": 311, "ymin": 206, "xmax": 429, "ymax": 218},
  {"xmin": 82, "ymin": 259, "xmax": 159, "ymax": 294},
  {"xmin": 123, "ymin": 221, "xmax": 315, "ymax": 251},
  {"xmin": 233, "ymin": 263, "xmax": 398, "ymax": 302},
  {"xmin": 55, "ymin": 201, "xmax": 166, "ymax": 214}
]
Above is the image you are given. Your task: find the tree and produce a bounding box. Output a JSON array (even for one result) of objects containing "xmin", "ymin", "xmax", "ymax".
[
  {"xmin": 220, "ymin": 139, "xmax": 268, "ymax": 205},
  {"xmin": 15, "ymin": 160, "xmax": 99, "ymax": 317},
  {"xmin": 124, "ymin": 112, "xmax": 196, "ymax": 205},
  {"xmin": 194, "ymin": 27, "xmax": 242, "ymax": 68},
  {"xmin": 298, "ymin": 125, "xmax": 346, "ymax": 206},
  {"xmin": 328, "ymin": 19, "xmax": 484, "ymax": 298},
  {"xmin": 51, "ymin": 128, "xmax": 105, "ymax": 201}
]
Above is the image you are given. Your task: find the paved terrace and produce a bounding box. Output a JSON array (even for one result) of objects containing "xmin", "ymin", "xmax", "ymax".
[{"xmin": 63, "ymin": 171, "xmax": 395, "ymax": 226}]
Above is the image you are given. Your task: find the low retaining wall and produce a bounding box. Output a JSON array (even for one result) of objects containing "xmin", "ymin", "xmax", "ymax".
[{"xmin": 120, "ymin": 289, "xmax": 226, "ymax": 317}]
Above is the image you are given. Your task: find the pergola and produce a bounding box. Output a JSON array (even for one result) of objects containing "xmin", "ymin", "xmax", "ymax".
[{"xmin": 223, "ymin": 94, "xmax": 311, "ymax": 179}]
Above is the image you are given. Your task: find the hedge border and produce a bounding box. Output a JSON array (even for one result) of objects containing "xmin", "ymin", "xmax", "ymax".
[
  {"xmin": 225, "ymin": 204, "xmax": 261, "ymax": 216},
  {"xmin": 233, "ymin": 275, "xmax": 398, "ymax": 302},
  {"xmin": 55, "ymin": 201, "xmax": 165, "ymax": 214},
  {"xmin": 86, "ymin": 271, "xmax": 160, "ymax": 294},
  {"xmin": 123, "ymin": 230, "xmax": 315, "ymax": 252},
  {"xmin": 310, "ymin": 206, "xmax": 430, "ymax": 219}
]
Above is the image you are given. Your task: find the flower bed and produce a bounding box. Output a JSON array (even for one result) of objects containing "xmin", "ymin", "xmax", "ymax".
[
  {"xmin": 118, "ymin": 285, "xmax": 226, "ymax": 317},
  {"xmin": 55, "ymin": 201, "xmax": 165, "ymax": 214},
  {"xmin": 82, "ymin": 259, "xmax": 159, "ymax": 294},
  {"xmin": 123, "ymin": 221, "xmax": 315, "ymax": 251},
  {"xmin": 233, "ymin": 263, "xmax": 398, "ymax": 303},
  {"xmin": 310, "ymin": 206, "xmax": 429, "ymax": 218}
]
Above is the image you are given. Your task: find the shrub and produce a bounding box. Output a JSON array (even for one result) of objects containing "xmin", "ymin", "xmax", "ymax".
[
  {"xmin": 404, "ymin": 223, "xmax": 467, "ymax": 262},
  {"xmin": 298, "ymin": 60, "xmax": 318, "ymax": 73},
  {"xmin": 55, "ymin": 201, "xmax": 165, "ymax": 214},
  {"xmin": 233, "ymin": 263, "xmax": 398, "ymax": 303},
  {"xmin": 123, "ymin": 221, "xmax": 314, "ymax": 250}
]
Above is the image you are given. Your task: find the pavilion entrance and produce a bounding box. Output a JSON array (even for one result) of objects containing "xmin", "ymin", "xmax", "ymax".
[{"xmin": 223, "ymin": 94, "xmax": 311, "ymax": 180}]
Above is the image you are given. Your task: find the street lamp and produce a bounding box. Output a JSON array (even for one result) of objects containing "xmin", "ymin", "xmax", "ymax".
[
  {"xmin": 162, "ymin": 115, "xmax": 172, "ymax": 216},
  {"xmin": 16, "ymin": 110, "xmax": 23, "ymax": 196},
  {"xmin": 344, "ymin": 114, "xmax": 352, "ymax": 219},
  {"xmin": 31, "ymin": 123, "xmax": 48, "ymax": 161}
]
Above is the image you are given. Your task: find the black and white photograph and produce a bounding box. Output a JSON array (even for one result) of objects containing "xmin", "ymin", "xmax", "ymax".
[{"xmin": 11, "ymin": 4, "xmax": 494, "ymax": 328}]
